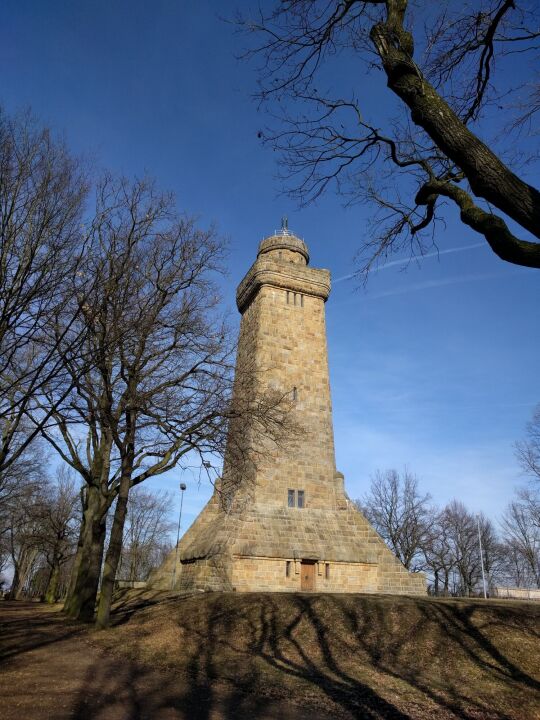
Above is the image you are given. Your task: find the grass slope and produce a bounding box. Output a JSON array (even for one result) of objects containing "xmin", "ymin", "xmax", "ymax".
[{"xmin": 94, "ymin": 591, "xmax": 540, "ymax": 720}]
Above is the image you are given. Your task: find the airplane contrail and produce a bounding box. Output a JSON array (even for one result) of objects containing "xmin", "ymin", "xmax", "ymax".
[{"xmin": 334, "ymin": 242, "xmax": 486, "ymax": 283}]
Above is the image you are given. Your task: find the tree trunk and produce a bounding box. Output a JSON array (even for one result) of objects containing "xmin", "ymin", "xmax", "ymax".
[
  {"xmin": 45, "ymin": 561, "xmax": 60, "ymax": 604},
  {"xmin": 63, "ymin": 484, "xmax": 108, "ymax": 622},
  {"xmin": 370, "ymin": 20, "xmax": 540, "ymax": 249},
  {"xmin": 95, "ymin": 476, "xmax": 130, "ymax": 629},
  {"xmin": 9, "ymin": 546, "xmax": 38, "ymax": 600},
  {"xmin": 7, "ymin": 565, "xmax": 21, "ymax": 601}
]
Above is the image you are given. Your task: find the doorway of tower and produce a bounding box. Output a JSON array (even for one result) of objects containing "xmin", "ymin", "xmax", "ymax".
[{"xmin": 300, "ymin": 560, "xmax": 316, "ymax": 591}]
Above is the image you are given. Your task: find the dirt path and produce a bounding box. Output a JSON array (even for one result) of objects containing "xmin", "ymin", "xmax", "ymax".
[{"xmin": 0, "ymin": 602, "xmax": 336, "ymax": 720}]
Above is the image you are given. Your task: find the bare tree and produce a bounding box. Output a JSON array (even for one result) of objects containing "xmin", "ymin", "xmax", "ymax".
[
  {"xmin": 501, "ymin": 489, "xmax": 540, "ymax": 588},
  {"xmin": 357, "ymin": 468, "xmax": 431, "ymax": 571},
  {"xmin": 422, "ymin": 509, "xmax": 455, "ymax": 595},
  {"xmin": 0, "ymin": 535, "xmax": 8, "ymax": 591},
  {"xmin": 117, "ymin": 488, "xmax": 174, "ymax": 583},
  {"xmin": 32, "ymin": 466, "xmax": 80, "ymax": 603},
  {"xmin": 1, "ymin": 464, "xmax": 80, "ymax": 602},
  {"xmin": 0, "ymin": 109, "xmax": 88, "ymax": 477},
  {"xmin": 477, "ymin": 513, "xmax": 504, "ymax": 591},
  {"xmin": 442, "ymin": 501, "xmax": 479, "ymax": 595},
  {"xmin": 5, "ymin": 479, "xmax": 47, "ymax": 599},
  {"xmin": 0, "ymin": 423, "xmax": 43, "ymax": 526},
  {"xmin": 516, "ymin": 404, "xmax": 540, "ymax": 482},
  {"xmin": 240, "ymin": 1, "xmax": 540, "ymax": 271},
  {"xmin": 438, "ymin": 500, "xmax": 502, "ymax": 595},
  {"xmin": 0, "ymin": 434, "xmax": 47, "ymax": 599},
  {"xmin": 40, "ymin": 174, "xmax": 295, "ymax": 626}
]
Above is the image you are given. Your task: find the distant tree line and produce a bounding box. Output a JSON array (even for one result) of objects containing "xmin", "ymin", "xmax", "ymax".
[
  {"xmin": 357, "ymin": 413, "xmax": 540, "ymax": 595},
  {"xmin": 0, "ymin": 108, "xmax": 295, "ymax": 626},
  {"xmin": 0, "ymin": 459, "xmax": 173, "ymax": 601}
]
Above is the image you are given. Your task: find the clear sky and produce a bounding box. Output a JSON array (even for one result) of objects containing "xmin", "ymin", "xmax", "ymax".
[{"xmin": 2, "ymin": 0, "xmax": 539, "ymax": 536}]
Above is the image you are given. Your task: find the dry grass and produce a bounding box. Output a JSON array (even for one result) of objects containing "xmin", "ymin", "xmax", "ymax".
[{"xmin": 88, "ymin": 591, "xmax": 540, "ymax": 720}]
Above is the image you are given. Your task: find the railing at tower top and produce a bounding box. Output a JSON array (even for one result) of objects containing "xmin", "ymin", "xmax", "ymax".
[{"xmin": 277, "ymin": 216, "xmax": 291, "ymax": 236}]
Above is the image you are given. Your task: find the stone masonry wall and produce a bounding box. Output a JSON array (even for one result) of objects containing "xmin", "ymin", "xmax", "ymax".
[
  {"xmin": 232, "ymin": 556, "xmax": 380, "ymax": 593},
  {"xmin": 231, "ymin": 280, "xmax": 341, "ymax": 511}
]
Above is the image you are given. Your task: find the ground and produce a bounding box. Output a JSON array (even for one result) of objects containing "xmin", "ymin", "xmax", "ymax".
[{"xmin": 0, "ymin": 592, "xmax": 539, "ymax": 720}]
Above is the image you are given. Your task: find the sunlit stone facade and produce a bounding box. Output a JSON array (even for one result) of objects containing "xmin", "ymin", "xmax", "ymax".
[{"xmin": 149, "ymin": 224, "xmax": 425, "ymax": 595}]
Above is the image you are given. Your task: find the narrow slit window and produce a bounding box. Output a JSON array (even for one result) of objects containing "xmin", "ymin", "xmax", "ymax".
[
  {"xmin": 294, "ymin": 293, "xmax": 298, "ymax": 306},
  {"xmin": 325, "ymin": 563, "xmax": 330, "ymax": 580},
  {"xmin": 300, "ymin": 294, "xmax": 304, "ymax": 307},
  {"xmin": 286, "ymin": 560, "xmax": 291, "ymax": 577},
  {"xmin": 288, "ymin": 489, "xmax": 295, "ymax": 507},
  {"xmin": 292, "ymin": 386, "xmax": 297, "ymax": 401},
  {"xmin": 297, "ymin": 490, "xmax": 305, "ymax": 508},
  {"xmin": 286, "ymin": 291, "xmax": 290, "ymax": 305}
]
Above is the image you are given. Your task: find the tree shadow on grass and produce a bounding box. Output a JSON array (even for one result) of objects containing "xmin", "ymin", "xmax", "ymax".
[
  {"xmin": 109, "ymin": 589, "xmax": 194, "ymax": 626},
  {"xmin": 70, "ymin": 598, "xmax": 313, "ymax": 720},
  {"xmin": 335, "ymin": 595, "xmax": 540, "ymax": 720},
  {"xmin": 248, "ymin": 595, "xmax": 410, "ymax": 719},
  {"xmin": 0, "ymin": 601, "xmax": 84, "ymax": 663},
  {"xmin": 75, "ymin": 593, "xmax": 538, "ymax": 719},
  {"xmin": 6, "ymin": 594, "xmax": 540, "ymax": 720}
]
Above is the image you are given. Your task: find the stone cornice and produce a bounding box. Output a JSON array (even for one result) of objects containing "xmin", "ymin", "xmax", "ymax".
[{"xmin": 236, "ymin": 258, "xmax": 331, "ymax": 312}]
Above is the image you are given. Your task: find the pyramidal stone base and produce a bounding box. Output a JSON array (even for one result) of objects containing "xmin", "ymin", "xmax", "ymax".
[{"xmin": 148, "ymin": 481, "xmax": 425, "ymax": 595}]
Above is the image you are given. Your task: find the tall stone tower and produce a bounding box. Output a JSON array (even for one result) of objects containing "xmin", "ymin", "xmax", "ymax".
[{"xmin": 150, "ymin": 222, "xmax": 425, "ymax": 595}]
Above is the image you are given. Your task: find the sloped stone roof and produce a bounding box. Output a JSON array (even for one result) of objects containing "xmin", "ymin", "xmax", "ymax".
[{"xmin": 178, "ymin": 496, "xmax": 385, "ymax": 565}]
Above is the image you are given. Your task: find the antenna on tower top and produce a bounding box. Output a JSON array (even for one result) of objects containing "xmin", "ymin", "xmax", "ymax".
[{"xmin": 280, "ymin": 216, "xmax": 290, "ymax": 235}]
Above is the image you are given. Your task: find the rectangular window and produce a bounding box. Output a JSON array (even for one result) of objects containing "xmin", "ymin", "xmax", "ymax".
[
  {"xmin": 300, "ymin": 294, "xmax": 304, "ymax": 307},
  {"xmin": 325, "ymin": 563, "xmax": 330, "ymax": 580},
  {"xmin": 286, "ymin": 291, "xmax": 290, "ymax": 304},
  {"xmin": 286, "ymin": 560, "xmax": 291, "ymax": 577},
  {"xmin": 288, "ymin": 489, "xmax": 295, "ymax": 507},
  {"xmin": 297, "ymin": 490, "xmax": 305, "ymax": 508}
]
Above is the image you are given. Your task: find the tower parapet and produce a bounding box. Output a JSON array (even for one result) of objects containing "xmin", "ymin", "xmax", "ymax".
[
  {"xmin": 257, "ymin": 220, "xmax": 309, "ymax": 264},
  {"xmin": 236, "ymin": 235, "xmax": 330, "ymax": 313}
]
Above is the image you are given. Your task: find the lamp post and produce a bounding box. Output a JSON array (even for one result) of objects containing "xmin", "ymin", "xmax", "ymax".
[
  {"xmin": 477, "ymin": 514, "xmax": 487, "ymax": 599},
  {"xmin": 171, "ymin": 482, "xmax": 187, "ymax": 591}
]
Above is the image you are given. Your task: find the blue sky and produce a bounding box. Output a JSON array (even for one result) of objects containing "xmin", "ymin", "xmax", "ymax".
[{"xmin": 2, "ymin": 0, "xmax": 539, "ymax": 535}]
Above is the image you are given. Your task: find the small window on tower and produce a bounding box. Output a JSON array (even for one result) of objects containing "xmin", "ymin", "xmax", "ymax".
[
  {"xmin": 286, "ymin": 560, "xmax": 291, "ymax": 577},
  {"xmin": 325, "ymin": 563, "xmax": 330, "ymax": 580},
  {"xmin": 297, "ymin": 490, "xmax": 305, "ymax": 508},
  {"xmin": 286, "ymin": 291, "xmax": 290, "ymax": 304},
  {"xmin": 300, "ymin": 294, "xmax": 304, "ymax": 307},
  {"xmin": 292, "ymin": 386, "xmax": 297, "ymax": 401},
  {"xmin": 288, "ymin": 489, "xmax": 295, "ymax": 507}
]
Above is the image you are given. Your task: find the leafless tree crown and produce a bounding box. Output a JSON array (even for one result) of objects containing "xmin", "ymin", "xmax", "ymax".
[{"xmin": 239, "ymin": 1, "xmax": 540, "ymax": 272}]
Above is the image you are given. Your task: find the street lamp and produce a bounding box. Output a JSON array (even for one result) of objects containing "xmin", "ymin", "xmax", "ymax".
[
  {"xmin": 171, "ymin": 482, "xmax": 187, "ymax": 591},
  {"xmin": 477, "ymin": 514, "xmax": 487, "ymax": 599}
]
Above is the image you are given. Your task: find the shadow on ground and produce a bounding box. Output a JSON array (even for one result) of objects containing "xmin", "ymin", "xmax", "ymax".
[
  {"xmin": 92, "ymin": 593, "xmax": 540, "ymax": 719},
  {"xmin": 0, "ymin": 600, "xmax": 83, "ymax": 661},
  {"xmin": 1, "ymin": 594, "xmax": 539, "ymax": 720}
]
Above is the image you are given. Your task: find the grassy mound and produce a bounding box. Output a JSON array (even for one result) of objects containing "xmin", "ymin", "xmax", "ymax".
[{"xmin": 95, "ymin": 591, "xmax": 540, "ymax": 719}]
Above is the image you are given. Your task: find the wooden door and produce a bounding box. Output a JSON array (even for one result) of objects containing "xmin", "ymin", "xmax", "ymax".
[{"xmin": 300, "ymin": 561, "xmax": 315, "ymax": 591}]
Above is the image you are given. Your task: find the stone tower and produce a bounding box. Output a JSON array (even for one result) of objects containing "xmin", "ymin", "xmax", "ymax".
[{"xmin": 150, "ymin": 222, "xmax": 425, "ymax": 595}]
